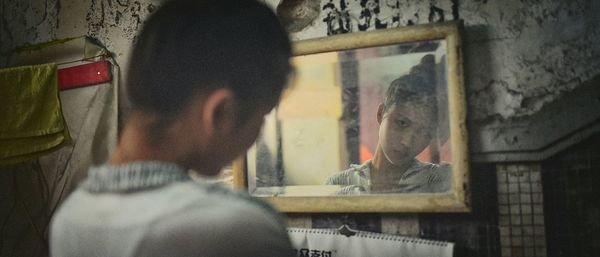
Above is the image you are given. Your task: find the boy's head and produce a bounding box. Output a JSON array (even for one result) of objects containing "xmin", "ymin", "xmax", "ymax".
[
  {"xmin": 377, "ymin": 54, "xmax": 438, "ymax": 165},
  {"xmin": 125, "ymin": 0, "xmax": 292, "ymax": 172},
  {"xmin": 127, "ymin": 0, "xmax": 292, "ymax": 119}
]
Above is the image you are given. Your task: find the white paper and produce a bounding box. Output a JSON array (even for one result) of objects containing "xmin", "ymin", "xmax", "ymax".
[{"xmin": 288, "ymin": 228, "xmax": 453, "ymax": 257}]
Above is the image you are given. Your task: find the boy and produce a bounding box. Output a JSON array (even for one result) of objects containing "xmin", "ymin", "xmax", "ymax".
[{"xmin": 50, "ymin": 0, "xmax": 295, "ymax": 256}]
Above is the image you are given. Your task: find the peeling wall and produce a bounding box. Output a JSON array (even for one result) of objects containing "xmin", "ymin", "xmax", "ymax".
[
  {"xmin": 0, "ymin": 0, "xmax": 158, "ymax": 71},
  {"xmin": 2, "ymin": 0, "xmax": 598, "ymax": 122},
  {"xmin": 1, "ymin": 0, "xmax": 60, "ymax": 62},
  {"xmin": 272, "ymin": 0, "xmax": 600, "ymax": 123},
  {"xmin": 84, "ymin": 0, "xmax": 158, "ymax": 67},
  {"xmin": 461, "ymin": 0, "xmax": 600, "ymax": 122}
]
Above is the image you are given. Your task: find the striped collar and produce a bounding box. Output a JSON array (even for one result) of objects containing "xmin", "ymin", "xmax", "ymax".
[
  {"xmin": 81, "ymin": 161, "xmax": 191, "ymax": 193},
  {"xmin": 357, "ymin": 159, "xmax": 430, "ymax": 181}
]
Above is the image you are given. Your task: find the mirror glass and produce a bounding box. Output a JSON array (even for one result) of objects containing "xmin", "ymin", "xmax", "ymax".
[{"xmin": 246, "ymin": 39, "xmax": 453, "ymax": 196}]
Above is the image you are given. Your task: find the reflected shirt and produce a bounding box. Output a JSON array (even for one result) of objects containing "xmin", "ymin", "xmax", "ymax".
[
  {"xmin": 324, "ymin": 159, "xmax": 452, "ymax": 194},
  {"xmin": 50, "ymin": 161, "xmax": 294, "ymax": 257}
]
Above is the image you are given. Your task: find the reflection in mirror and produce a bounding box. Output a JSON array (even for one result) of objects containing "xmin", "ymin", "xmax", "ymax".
[{"xmin": 247, "ymin": 39, "xmax": 452, "ymax": 196}]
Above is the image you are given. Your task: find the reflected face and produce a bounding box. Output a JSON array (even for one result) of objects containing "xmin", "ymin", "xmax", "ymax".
[{"xmin": 378, "ymin": 102, "xmax": 436, "ymax": 165}]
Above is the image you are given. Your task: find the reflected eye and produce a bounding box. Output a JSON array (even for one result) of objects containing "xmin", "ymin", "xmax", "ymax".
[{"xmin": 396, "ymin": 118, "xmax": 411, "ymax": 128}]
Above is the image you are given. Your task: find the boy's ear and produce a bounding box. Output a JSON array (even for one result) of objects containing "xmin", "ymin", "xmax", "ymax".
[
  {"xmin": 376, "ymin": 103, "xmax": 384, "ymax": 125},
  {"xmin": 202, "ymin": 88, "xmax": 236, "ymax": 138}
]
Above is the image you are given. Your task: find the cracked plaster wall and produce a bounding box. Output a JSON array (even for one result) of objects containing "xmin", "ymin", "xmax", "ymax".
[
  {"xmin": 1, "ymin": 0, "xmax": 598, "ymax": 123},
  {"xmin": 272, "ymin": 0, "xmax": 600, "ymax": 123},
  {"xmin": 0, "ymin": 0, "xmax": 159, "ymax": 73}
]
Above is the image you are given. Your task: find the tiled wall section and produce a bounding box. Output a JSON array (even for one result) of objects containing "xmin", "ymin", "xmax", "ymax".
[
  {"xmin": 497, "ymin": 164, "xmax": 546, "ymax": 257},
  {"xmin": 542, "ymin": 133, "xmax": 600, "ymax": 257}
]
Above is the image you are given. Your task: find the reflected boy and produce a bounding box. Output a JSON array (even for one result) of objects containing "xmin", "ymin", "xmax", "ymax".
[{"xmin": 325, "ymin": 55, "xmax": 451, "ymax": 194}]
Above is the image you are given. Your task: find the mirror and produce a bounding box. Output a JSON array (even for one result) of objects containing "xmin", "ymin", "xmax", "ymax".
[{"xmin": 234, "ymin": 21, "xmax": 469, "ymax": 212}]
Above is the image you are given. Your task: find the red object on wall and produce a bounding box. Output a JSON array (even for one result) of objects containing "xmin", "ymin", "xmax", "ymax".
[{"xmin": 57, "ymin": 60, "xmax": 111, "ymax": 90}]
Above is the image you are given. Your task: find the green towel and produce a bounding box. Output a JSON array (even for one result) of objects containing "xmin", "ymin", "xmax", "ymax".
[{"xmin": 0, "ymin": 63, "xmax": 71, "ymax": 165}]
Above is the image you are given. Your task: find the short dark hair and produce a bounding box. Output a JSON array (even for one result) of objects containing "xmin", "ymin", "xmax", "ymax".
[
  {"xmin": 126, "ymin": 0, "xmax": 292, "ymax": 121},
  {"xmin": 383, "ymin": 54, "xmax": 437, "ymax": 113}
]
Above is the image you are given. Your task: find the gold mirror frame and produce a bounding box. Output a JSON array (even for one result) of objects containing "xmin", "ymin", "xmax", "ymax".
[{"xmin": 233, "ymin": 21, "xmax": 469, "ymax": 213}]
